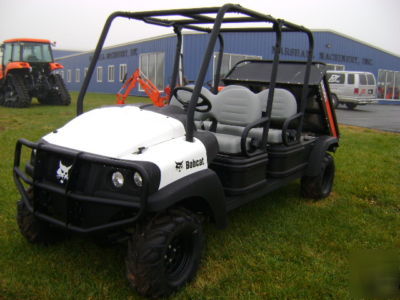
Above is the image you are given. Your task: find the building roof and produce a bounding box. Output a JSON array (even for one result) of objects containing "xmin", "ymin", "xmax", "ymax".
[
  {"xmin": 55, "ymin": 30, "xmax": 400, "ymax": 60},
  {"xmin": 313, "ymin": 29, "xmax": 400, "ymax": 58}
]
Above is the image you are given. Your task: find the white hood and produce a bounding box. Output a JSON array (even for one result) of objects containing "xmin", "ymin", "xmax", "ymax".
[{"xmin": 43, "ymin": 106, "xmax": 186, "ymax": 158}]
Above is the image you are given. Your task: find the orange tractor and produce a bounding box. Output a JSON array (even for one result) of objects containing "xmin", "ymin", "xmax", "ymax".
[
  {"xmin": 0, "ymin": 38, "xmax": 71, "ymax": 107},
  {"xmin": 116, "ymin": 68, "xmax": 171, "ymax": 107}
]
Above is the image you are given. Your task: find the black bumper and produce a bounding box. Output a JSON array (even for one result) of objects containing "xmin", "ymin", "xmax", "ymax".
[{"xmin": 13, "ymin": 139, "xmax": 160, "ymax": 234}]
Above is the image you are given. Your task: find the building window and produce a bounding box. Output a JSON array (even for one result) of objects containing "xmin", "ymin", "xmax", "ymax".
[
  {"xmin": 213, "ymin": 52, "xmax": 261, "ymax": 79},
  {"xmin": 378, "ymin": 69, "xmax": 400, "ymax": 100},
  {"xmin": 84, "ymin": 67, "xmax": 88, "ymax": 79},
  {"xmin": 119, "ymin": 64, "xmax": 127, "ymax": 82},
  {"xmin": 67, "ymin": 69, "xmax": 72, "ymax": 83},
  {"xmin": 108, "ymin": 65, "xmax": 115, "ymax": 82},
  {"xmin": 75, "ymin": 68, "xmax": 80, "ymax": 83},
  {"xmin": 97, "ymin": 66, "xmax": 103, "ymax": 82},
  {"xmin": 326, "ymin": 64, "xmax": 345, "ymax": 71},
  {"xmin": 139, "ymin": 52, "xmax": 165, "ymax": 90}
]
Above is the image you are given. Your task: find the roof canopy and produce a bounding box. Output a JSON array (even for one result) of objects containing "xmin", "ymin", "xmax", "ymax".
[
  {"xmin": 224, "ymin": 60, "xmax": 327, "ymax": 86},
  {"xmin": 3, "ymin": 38, "xmax": 51, "ymax": 44}
]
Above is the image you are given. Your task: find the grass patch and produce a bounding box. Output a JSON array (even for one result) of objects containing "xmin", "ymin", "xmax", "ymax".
[{"xmin": 1, "ymin": 94, "xmax": 399, "ymax": 299}]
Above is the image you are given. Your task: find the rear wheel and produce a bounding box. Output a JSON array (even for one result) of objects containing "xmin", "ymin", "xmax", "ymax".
[
  {"xmin": 17, "ymin": 200, "xmax": 65, "ymax": 244},
  {"xmin": 3, "ymin": 73, "xmax": 31, "ymax": 108},
  {"xmin": 38, "ymin": 74, "xmax": 71, "ymax": 105},
  {"xmin": 331, "ymin": 94, "xmax": 339, "ymax": 108},
  {"xmin": 126, "ymin": 207, "xmax": 204, "ymax": 298},
  {"xmin": 301, "ymin": 153, "xmax": 335, "ymax": 199},
  {"xmin": 345, "ymin": 103, "xmax": 357, "ymax": 110}
]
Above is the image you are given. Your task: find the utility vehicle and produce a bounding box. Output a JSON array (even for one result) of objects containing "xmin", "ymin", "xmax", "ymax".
[
  {"xmin": 0, "ymin": 38, "xmax": 71, "ymax": 107},
  {"xmin": 13, "ymin": 4, "xmax": 339, "ymax": 298}
]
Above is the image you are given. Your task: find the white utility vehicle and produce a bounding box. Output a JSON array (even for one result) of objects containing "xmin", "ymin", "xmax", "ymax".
[{"xmin": 13, "ymin": 5, "xmax": 340, "ymax": 298}]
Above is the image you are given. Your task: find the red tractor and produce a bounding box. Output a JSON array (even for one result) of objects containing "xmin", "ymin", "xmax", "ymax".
[{"xmin": 0, "ymin": 38, "xmax": 71, "ymax": 107}]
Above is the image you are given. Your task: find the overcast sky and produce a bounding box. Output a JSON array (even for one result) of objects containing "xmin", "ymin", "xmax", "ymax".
[{"xmin": 1, "ymin": 0, "xmax": 399, "ymax": 56}]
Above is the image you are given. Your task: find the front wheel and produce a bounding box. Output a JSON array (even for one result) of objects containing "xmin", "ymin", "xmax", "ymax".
[
  {"xmin": 17, "ymin": 200, "xmax": 65, "ymax": 244},
  {"xmin": 301, "ymin": 153, "xmax": 335, "ymax": 199},
  {"xmin": 126, "ymin": 207, "xmax": 204, "ymax": 298},
  {"xmin": 346, "ymin": 103, "xmax": 357, "ymax": 110}
]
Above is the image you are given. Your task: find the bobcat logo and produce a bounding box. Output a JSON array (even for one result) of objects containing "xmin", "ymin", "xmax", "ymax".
[
  {"xmin": 56, "ymin": 161, "xmax": 72, "ymax": 184},
  {"xmin": 175, "ymin": 161, "xmax": 184, "ymax": 172}
]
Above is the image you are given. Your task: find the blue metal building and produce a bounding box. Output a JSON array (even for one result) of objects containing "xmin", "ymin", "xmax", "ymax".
[{"xmin": 56, "ymin": 30, "xmax": 400, "ymax": 100}]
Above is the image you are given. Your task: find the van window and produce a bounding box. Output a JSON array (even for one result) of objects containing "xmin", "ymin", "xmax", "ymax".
[
  {"xmin": 327, "ymin": 73, "xmax": 345, "ymax": 84},
  {"xmin": 367, "ymin": 74, "xmax": 375, "ymax": 85},
  {"xmin": 359, "ymin": 74, "xmax": 367, "ymax": 85},
  {"xmin": 347, "ymin": 74, "xmax": 355, "ymax": 84}
]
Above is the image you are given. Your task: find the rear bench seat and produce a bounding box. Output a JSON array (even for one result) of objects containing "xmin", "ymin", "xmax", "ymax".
[
  {"xmin": 170, "ymin": 85, "xmax": 298, "ymax": 154},
  {"xmin": 213, "ymin": 87, "xmax": 298, "ymax": 147}
]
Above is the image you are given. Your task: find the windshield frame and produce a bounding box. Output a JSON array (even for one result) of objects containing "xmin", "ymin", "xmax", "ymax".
[{"xmin": 3, "ymin": 41, "xmax": 53, "ymax": 64}]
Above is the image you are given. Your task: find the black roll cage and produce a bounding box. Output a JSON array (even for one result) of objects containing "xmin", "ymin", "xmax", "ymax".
[{"xmin": 77, "ymin": 4, "xmax": 314, "ymax": 146}]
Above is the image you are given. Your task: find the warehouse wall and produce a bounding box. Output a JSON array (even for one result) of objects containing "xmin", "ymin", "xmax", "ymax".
[
  {"xmin": 56, "ymin": 31, "xmax": 400, "ymax": 98},
  {"xmin": 56, "ymin": 35, "xmax": 177, "ymax": 96}
]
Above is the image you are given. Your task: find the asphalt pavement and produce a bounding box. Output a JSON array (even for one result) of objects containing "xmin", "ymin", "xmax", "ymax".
[{"xmin": 335, "ymin": 104, "xmax": 400, "ymax": 133}]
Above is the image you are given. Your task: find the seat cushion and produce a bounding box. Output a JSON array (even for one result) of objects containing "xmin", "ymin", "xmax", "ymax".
[
  {"xmin": 212, "ymin": 132, "xmax": 251, "ymax": 154},
  {"xmin": 216, "ymin": 124, "xmax": 284, "ymax": 144}
]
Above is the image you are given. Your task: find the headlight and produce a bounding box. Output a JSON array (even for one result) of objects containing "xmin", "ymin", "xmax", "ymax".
[
  {"xmin": 111, "ymin": 171, "xmax": 124, "ymax": 188},
  {"xmin": 133, "ymin": 172, "xmax": 143, "ymax": 187}
]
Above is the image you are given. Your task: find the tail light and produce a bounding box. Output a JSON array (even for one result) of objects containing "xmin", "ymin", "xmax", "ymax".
[{"xmin": 354, "ymin": 88, "xmax": 359, "ymax": 95}]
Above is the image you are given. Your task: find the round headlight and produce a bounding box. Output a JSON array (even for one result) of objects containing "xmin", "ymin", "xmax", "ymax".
[
  {"xmin": 111, "ymin": 171, "xmax": 124, "ymax": 188},
  {"xmin": 133, "ymin": 172, "xmax": 143, "ymax": 187}
]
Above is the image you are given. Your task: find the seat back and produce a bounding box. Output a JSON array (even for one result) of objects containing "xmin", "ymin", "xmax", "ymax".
[
  {"xmin": 214, "ymin": 87, "xmax": 260, "ymax": 126},
  {"xmin": 169, "ymin": 84, "xmax": 195, "ymax": 108},
  {"xmin": 170, "ymin": 85, "xmax": 216, "ymax": 120},
  {"xmin": 220, "ymin": 84, "xmax": 248, "ymax": 92},
  {"xmin": 257, "ymin": 88, "xmax": 297, "ymax": 122},
  {"xmin": 207, "ymin": 87, "xmax": 261, "ymax": 154}
]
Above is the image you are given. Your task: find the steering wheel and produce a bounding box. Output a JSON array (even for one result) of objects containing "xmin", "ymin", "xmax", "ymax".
[{"xmin": 172, "ymin": 87, "xmax": 212, "ymax": 113}]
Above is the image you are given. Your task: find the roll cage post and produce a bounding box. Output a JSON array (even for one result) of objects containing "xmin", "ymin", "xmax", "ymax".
[
  {"xmin": 211, "ymin": 34, "xmax": 225, "ymax": 95},
  {"xmin": 76, "ymin": 4, "xmax": 315, "ymax": 146},
  {"xmin": 169, "ymin": 26, "xmax": 183, "ymax": 94}
]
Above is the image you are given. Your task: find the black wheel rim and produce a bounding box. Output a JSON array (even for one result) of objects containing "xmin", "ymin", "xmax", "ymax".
[{"xmin": 164, "ymin": 234, "xmax": 193, "ymax": 281}]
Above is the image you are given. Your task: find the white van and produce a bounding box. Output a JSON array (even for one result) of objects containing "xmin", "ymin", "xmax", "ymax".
[{"xmin": 327, "ymin": 71, "xmax": 377, "ymax": 109}]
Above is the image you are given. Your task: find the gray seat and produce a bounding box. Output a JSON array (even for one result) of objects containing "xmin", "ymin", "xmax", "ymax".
[
  {"xmin": 257, "ymin": 88, "xmax": 297, "ymax": 122},
  {"xmin": 170, "ymin": 85, "xmax": 215, "ymax": 121},
  {"xmin": 256, "ymin": 88, "xmax": 297, "ymax": 143},
  {"xmin": 215, "ymin": 88, "xmax": 298, "ymax": 144},
  {"xmin": 211, "ymin": 87, "xmax": 261, "ymax": 154},
  {"xmin": 220, "ymin": 84, "xmax": 248, "ymax": 91}
]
